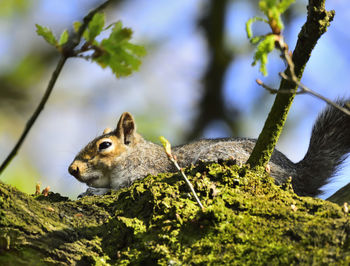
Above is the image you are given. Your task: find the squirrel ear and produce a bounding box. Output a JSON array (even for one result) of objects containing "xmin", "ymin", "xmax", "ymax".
[
  {"xmin": 115, "ymin": 112, "xmax": 136, "ymax": 144},
  {"xmin": 103, "ymin": 127, "xmax": 112, "ymax": 134}
]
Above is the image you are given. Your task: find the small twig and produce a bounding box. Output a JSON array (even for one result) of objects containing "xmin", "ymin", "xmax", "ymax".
[
  {"xmin": 277, "ymin": 36, "xmax": 350, "ymax": 116},
  {"xmin": 258, "ymin": 33, "xmax": 350, "ymax": 117},
  {"xmin": 159, "ymin": 136, "xmax": 204, "ymax": 210},
  {"xmin": 76, "ymin": 54, "xmax": 94, "ymax": 60},
  {"xmin": 170, "ymin": 157, "xmax": 204, "ymax": 210},
  {"xmin": 256, "ymin": 79, "xmax": 304, "ymax": 95},
  {"xmin": 276, "ymin": 36, "xmax": 296, "ymax": 80},
  {"xmin": 279, "ymin": 72, "xmax": 350, "ymax": 116},
  {"xmin": 75, "ymin": 44, "xmax": 105, "ymax": 61},
  {"xmin": 0, "ymin": 0, "xmax": 115, "ymax": 175},
  {"xmin": 0, "ymin": 56, "xmax": 67, "ymax": 173}
]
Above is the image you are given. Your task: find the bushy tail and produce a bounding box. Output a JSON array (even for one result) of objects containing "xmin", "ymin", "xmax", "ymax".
[{"xmin": 294, "ymin": 99, "xmax": 350, "ymax": 196}]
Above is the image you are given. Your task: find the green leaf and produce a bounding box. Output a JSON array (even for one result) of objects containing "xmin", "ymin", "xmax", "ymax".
[
  {"xmin": 257, "ymin": 0, "xmax": 295, "ymax": 32},
  {"xmin": 87, "ymin": 12, "xmax": 105, "ymax": 41},
  {"xmin": 111, "ymin": 21, "xmax": 123, "ymax": 32},
  {"xmin": 105, "ymin": 22, "xmax": 117, "ymax": 30},
  {"xmin": 246, "ymin": 0, "xmax": 295, "ymax": 75},
  {"xmin": 35, "ymin": 24, "xmax": 57, "ymax": 46},
  {"xmin": 279, "ymin": 0, "xmax": 295, "ymax": 13},
  {"xmin": 245, "ymin": 16, "xmax": 267, "ymax": 39},
  {"xmin": 73, "ymin": 21, "xmax": 82, "ymax": 33},
  {"xmin": 252, "ymin": 34, "xmax": 276, "ymax": 76},
  {"xmin": 96, "ymin": 44, "xmax": 143, "ymax": 77},
  {"xmin": 92, "ymin": 21, "xmax": 146, "ymax": 78},
  {"xmin": 58, "ymin": 30, "xmax": 69, "ymax": 46},
  {"xmin": 109, "ymin": 23, "xmax": 133, "ymax": 44},
  {"xmin": 124, "ymin": 43, "xmax": 147, "ymax": 57},
  {"xmin": 251, "ymin": 35, "xmax": 264, "ymax": 45}
]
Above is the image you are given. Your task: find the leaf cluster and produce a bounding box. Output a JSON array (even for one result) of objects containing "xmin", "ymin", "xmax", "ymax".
[
  {"xmin": 246, "ymin": 0, "xmax": 295, "ymax": 76},
  {"xmin": 259, "ymin": 0, "xmax": 295, "ymax": 31},
  {"xmin": 35, "ymin": 25, "xmax": 69, "ymax": 48},
  {"xmin": 36, "ymin": 12, "xmax": 146, "ymax": 78}
]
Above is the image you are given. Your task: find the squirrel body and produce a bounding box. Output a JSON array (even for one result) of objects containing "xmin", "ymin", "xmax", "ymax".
[{"xmin": 69, "ymin": 99, "xmax": 350, "ymax": 197}]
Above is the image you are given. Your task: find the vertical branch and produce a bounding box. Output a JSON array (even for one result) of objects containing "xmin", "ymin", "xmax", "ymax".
[{"xmin": 247, "ymin": 0, "xmax": 335, "ymax": 168}]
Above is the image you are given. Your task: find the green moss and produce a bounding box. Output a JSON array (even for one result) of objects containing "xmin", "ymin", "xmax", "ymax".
[
  {"xmin": 34, "ymin": 191, "xmax": 69, "ymax": 203},
  {"xmin": 0, "ymin": 161, "xmax": 349, "ymax": 265},
  {"xmin": 0, "ymin": 247, "xmax": 50, "ymax": 266},
  {"xmin": 97, "ymin": 162, "xmax": 350, "ymax": 264}
]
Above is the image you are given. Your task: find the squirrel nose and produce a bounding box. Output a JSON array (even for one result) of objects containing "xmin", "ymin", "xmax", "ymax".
[{"xmin": 68, "ymin": 163, "xmax": 80, "ymax": 177}]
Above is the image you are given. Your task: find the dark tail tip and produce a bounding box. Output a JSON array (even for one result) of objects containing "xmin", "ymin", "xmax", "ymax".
[{"xmin": 294, "ymin": 99, "xmax": 350, "ymax": 196}]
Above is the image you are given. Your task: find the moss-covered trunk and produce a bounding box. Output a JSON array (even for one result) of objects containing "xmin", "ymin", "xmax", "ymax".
[{"xmin": 0, "ymin": 161, "xmax": 349, "ymax": 265}]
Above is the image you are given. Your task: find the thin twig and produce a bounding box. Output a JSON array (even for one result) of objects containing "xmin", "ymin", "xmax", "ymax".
[
  {"xmin": 76, "ymin": 55, "xmax": 94, "ymax": 60},
  {"xmin": 0, "ymin": 0, "xmax": 115, "ymax": 175},
  {"xmin": 256, "ymin": 79, "xmax": 304, "ymax": 95},
  {"xmin": 277, "ymin": 36, "xmax": 350, "ymax": 115},
  {"xmin": 0, "ymin": 56, "xmax": 67, "ymax": 173},
  {"xmin": 159, "ymin": 136, "xmax": 204, "ymax": 210},
  {"xmin": 258, "ymin": 34, "xmax": 350, "ymax": 116},
  {"xmin": 63, "ymin": 0, "xmax": 115, "ymax": 55},
  {"xmin": 279, "ymin": 72, "xmax": 350, "ymax": 116},
  {"xmin": 170, "ymin": 157, "xmax": 204, "ymax": 210}
]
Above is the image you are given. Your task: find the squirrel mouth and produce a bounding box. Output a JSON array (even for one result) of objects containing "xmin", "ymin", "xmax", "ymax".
[
  {"xmin": 85, "ymin": 176, "xmax": 100, "ymax": 185},
  {"xmin": 74, "ymin": 173, "xmax": 99, "ymax": 184}
]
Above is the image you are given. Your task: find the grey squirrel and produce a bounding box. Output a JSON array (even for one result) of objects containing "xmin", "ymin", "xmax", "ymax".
[{"xmin": 68, "ymin": 99, "xmax": 350, "ymax": 197}]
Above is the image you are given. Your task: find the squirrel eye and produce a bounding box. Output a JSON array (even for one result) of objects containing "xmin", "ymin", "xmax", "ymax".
[{"xmin": 99, "ymin": 141, "xmax": 112, "ymax": 151}]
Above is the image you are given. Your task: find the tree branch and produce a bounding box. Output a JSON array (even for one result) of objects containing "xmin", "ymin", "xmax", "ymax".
[
  {"xmin": 247, "ymin": 0, "xmax": 335, "ymax": 169},
  {"xmin": 0, "ymin": 56, "xmax": 67, "ymax": 173},
  {"xmin": 0, "ymin": 164, "xmax": 348, "ymax": 264},
  {"xmin": 256, "ymin": 42, "xmax": 350, "ymax": 116},
  {"xmin": 256, "ymin": 79, "xmax": 305, "ymax": 95},
  {"xmin": 279, "ymin": 72, "xmax": 350, "ymax": 116},
  {"xmin": 0, "ymin": 0, "xmax": 116, "ymax": 175}
]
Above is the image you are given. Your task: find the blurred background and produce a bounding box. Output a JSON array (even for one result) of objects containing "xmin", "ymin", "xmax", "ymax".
[{"xmin": 0, "ymin": 0, "xmax": 349, "ymax": 199}]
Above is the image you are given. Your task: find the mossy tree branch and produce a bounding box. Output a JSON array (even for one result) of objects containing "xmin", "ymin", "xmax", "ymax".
[
  {"xmin": 0, "ymin": 0, "xmax": 115, "ymax": 175},
  {"xmin": 247, "ymin": 0, "xmax": 335, "ymax": 168},
  {"xmin": 0, "ymin": 162, "xmax": 349, "ymax": 264}
]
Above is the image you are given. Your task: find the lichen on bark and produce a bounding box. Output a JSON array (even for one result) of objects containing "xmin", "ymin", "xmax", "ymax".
[{"xmin": 0, "ymin": 160, "xmax": 349, "ymax": 265}]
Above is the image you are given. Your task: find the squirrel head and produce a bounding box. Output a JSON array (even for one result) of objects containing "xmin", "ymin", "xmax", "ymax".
[{"xmin": 68, "ymin": 112, "xmax": 142, "ymax": 188}]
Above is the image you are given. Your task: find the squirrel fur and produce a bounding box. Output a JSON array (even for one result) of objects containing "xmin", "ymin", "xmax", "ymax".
[{"xmin": 68, "ymin": 99, "xmax": 350, "ymax": 197}]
